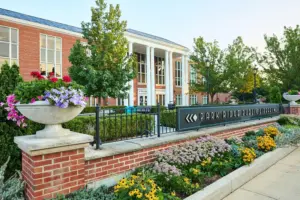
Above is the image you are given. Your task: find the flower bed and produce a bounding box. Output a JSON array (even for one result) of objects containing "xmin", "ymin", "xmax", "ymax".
[{"xmin": 52, "ymin": 125, "xmax": 291, "ymax": 200}]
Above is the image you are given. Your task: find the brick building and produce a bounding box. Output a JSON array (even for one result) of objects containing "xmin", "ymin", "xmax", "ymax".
[{"xmin": 0, "ymin": 8, "xmax": 230, "ymax": 106}]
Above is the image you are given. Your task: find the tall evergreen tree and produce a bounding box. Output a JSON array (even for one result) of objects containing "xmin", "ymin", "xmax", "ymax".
[{"xmin": 69, "ymin": 0, "xmax": 136, "ymax": 100}]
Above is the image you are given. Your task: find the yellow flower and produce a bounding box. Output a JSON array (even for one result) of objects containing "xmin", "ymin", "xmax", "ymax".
[
  {"xmin": 137, "ymin": 192, "xmax": 143, "ymax": 198},
  {"xmin": 171, "ymin": 191, "xmax": 176, "ymax": 196},
  {"xmin": 184, "ymin": 177, "xmax": 190, "ymax": 184},
  {"xmin": 192, "ymin": 168, "xmax": 200, "ymax": 175},
  {"xmin": 264, "ymin": 126, "xmax": 280, "ymax": 137}
]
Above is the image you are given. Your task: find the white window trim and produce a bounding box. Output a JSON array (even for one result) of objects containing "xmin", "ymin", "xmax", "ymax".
[
  {"xmin": 176, "ymin": 94, "xmax": 182, "ymax": 106},
  {"xmin": 190, "ymin": 66, "xmax": 197, "ymax": 84},
  {"xmin": 155, "ymin": 56, "xmax": 165, "ymax": 85},
  {"xmin": 137, "ymin": 53, "xmax": 147, "ymax": 84},
  {"xmin": 0, "ymin": 25, "xmax": 19, "ymax": 66},
  {"xmin": 190, "ymin": 95, "xmax": 197, "ymax": 105},
  {"xmin": 202, "ymin": 96, "xmax": 208, "ymax": 105},
  {"xmin": 175, "ymin": 61, "xmax": 182, "ymax": 87},
  {"xmin": 40, "ymin": 33, "xmax": 62, "ymax": 77}
]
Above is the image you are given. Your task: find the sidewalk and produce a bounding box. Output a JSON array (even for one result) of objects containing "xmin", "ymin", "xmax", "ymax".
[{"xmin": 223, "ymin": 147, "xmax": 300, "ymax": 200}]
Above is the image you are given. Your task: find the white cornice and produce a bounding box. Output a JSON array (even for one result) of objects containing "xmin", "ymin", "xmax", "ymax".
[{"xmin": 0, "ymin": 14, "xmax": 189, "ymax": 55}]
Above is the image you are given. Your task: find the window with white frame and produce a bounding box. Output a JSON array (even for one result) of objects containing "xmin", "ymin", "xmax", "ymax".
[
  {"xmin": 202, "ymin": 96, "xmax": 208, "ymax": 105},
  {"xmin": 190, "ymin": 65, "xmax": 197, "ymax": 84},
  {"xmin": 202, "ymin": 76, "xmax": 207, "ymax": 85},
  {"xmin": 175, "ymin": 61, "xmax": 182, "ymax": 87},
  {"xmin": 136, "ymin": 53, "xmax": 146, "ymax": 83},
  {"xmin": 176, "ymin": 94, "xmax": 182, "ymax": 105},
  {"xmin": 156, "ymin": 94, "xmax": 165, "ymax": 105},
  {"xmin": 0, "ymin": 26, "xmax": 18, "ymax": 67},
  {"xmin": 155, "ymin": 56, "xmax": 165, "ymax": 85},
  {"xmin": 40, "ymin": 34, "xmax": 62, "ymax": 77},
  {"xmin": 190, "ymin": 95, "xmax": 197, "ymax": 105}
]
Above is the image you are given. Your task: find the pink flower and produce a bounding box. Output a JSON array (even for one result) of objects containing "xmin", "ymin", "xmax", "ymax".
[
  {"xmin": 0, "ymin": 102, "xmax": 4, "ymax": 107},
  {"xmin": 37, "ymin": 96, "xmax": 43, "ymax": 100},
  {"xmin": 30, "ymin": 98, "xmax": 36, "ymax": 104}
]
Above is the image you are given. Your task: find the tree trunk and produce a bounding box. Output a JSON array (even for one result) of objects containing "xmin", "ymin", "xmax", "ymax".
[{"xmin": 210, "ymin": 93, "xmax": 216, "ymax": 104}]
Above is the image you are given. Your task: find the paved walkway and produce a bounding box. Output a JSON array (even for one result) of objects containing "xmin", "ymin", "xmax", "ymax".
[{"xmin": 223, "ymin": 147, "xmax": 300, "ymax": 200}]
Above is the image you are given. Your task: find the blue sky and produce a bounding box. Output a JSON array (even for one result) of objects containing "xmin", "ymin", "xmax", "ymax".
[{"xmin": 2, "ymin": 0, "xmax": 300, "ymax": 51}]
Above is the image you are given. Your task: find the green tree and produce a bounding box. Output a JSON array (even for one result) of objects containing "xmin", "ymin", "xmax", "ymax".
[
  {"xmin": 0, "ymin": 62, "xmax": 23, "ymax": 102},
  {"xmin": 261, "ymin": 25, "xmax": 300, "ymax": 91},
  {"xmin": 269, "ymin": 86, "xmax": 282, "ymax": 103},
  {"xmin": 69, "ymin": 0, "xmax": 136, "ymax": 101},
  {"xmin": 224, "ymin": 37, "xmax": 256, "ymax": 101},
  {"xmin": 189, "ymin": 37, "xmax": 228, "ymax": 103}
]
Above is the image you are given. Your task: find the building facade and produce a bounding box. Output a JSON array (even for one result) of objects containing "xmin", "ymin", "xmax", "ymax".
[{"xmin": 0, "ymin": 8, "xmax": 230, "ymax": 106}]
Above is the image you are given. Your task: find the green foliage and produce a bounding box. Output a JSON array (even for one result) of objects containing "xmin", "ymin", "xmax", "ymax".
[
  {"xmin": 81, "ymin": 106, "xmax": 126, "ymax": 114},
  {"xmin": 261, "ymin": 25, "xmax": 300, "ymax": 91},
  {"xmin": 52, "ymin": 186, "xmax": 115, "ymax": 200},
  {"xmin": 189, "ymin": 37, "xmax": 228, "ymax": 102},
  {"xmin": 223, "ymin": 37, "xmax": 257, "ymax": 94},
  {"xmin": 160, "ymin": 111, "xmax": 176, "ymax": 128},
  {"xmin": 69, "ymin": 0, "xmax": 137, "ymax": 99},
  {"xmin": 287, "ymin": 89, "xmax": 299, "ymax": 95},
  {"xmin": 63, "ymin": 114, "xmax": 154, "ymax": 142},
  {"xmin": 0, "ymin": 62, "xmax": 23, "ymax": 102},
  {"xmin": 277, "ymin": 114, "xmax": 300, "ymax": 126},
  {"xmin": 269, "ymin": 86, "xmax": 282, "ymax": 103},
  {"xmin": 14, "ymin": 79, "xmax": 83, "ymax": 104},
  {"xmin": 275, "ymin": 126, "xmax": 300, "ymax": 147},
  {"xmin": 0, "ymin": 157, "xmax": 24, "ymax": 200}
]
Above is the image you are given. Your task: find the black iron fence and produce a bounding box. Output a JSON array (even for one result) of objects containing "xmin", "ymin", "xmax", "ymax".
[
  {"xmin": 89, "ymin": 103, "xmax": 285, "ymax": 149},
  {"xmin": 89, "ymin": 103, "xmax": 177, "ymax": 149}
]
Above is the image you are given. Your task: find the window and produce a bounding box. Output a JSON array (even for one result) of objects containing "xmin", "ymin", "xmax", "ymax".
[
  {"xmin": 176, "ymin": 94, "xmax": 182, "ymax": 106},
  {"xmin": 40, "ymin": 34, "xmax": 62, "ymax": 77},
  {"xmin": 81, "ymin": 41, "xmax": 92, "ymax": 57},
  {"xmin": 190, "ymin": 95, "xmax": 197, "ymax": 105},
  {"xmin": 0, "ymin": 26, "xmax": 18, "ymax": 67},
  {"xmin": 202, "ymin": 76, "xmax": 207, "ymax": 85},
  {"xmin": 155, "ymin": 56, "xmax": 165, "ymax": 85},
  {"xmin": 202, "ymin": 96, "xmax": 208, "ymax": 105},
  {"xmin": 175, "ymin": 61, "xmax": 182, "ymax": 87},
  {"xmin": 136, "ymin": 53, "xmax": 147, "ymax": 83},
  {"xmin": 190, "ymin": 65, "xmax": 197, "ymax": 84},
  {"xmin": 156, "ymin": 94, "xmax": 165, "ymax": 105}
]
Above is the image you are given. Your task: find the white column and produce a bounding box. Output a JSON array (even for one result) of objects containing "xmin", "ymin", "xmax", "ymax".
[
  {"xmin": 165, "ymin": 51, "xmax": 169, "ymax": 107},
  {"xmin": 169, "ymin": 52, "xmax": 173, "ymax": 104},
  {"xmin": 146, "ymin": 46, "xmax": 151, "ymax": 105},
  {"xmin": 185, "ymin": 55, "xmax": 189, "ymax": 106},
  {"xmin": 128, "ymin": 42, "xmax": 134, "ymax": 106},
  {"xmin": 151, "ymin": 47, "xmax": 156, "ymax": 105},
  {"xmin": 181, "ymin": 55, "xmax": 186, "ymax": 106}
]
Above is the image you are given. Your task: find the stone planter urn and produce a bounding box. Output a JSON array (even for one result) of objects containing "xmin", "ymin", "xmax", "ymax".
[
  {"xmin": 16, "ymin": 101, "xmax": 84, "ymax": 138},
  {"xmin": 283, "ymin": 94, "xmax": 300, "ymax": 105}
]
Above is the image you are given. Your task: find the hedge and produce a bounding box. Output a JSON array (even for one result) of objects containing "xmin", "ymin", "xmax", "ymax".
[
  {"xmin": 81, "ymin": 106, "xmax": 126, "ymax": 114},
  {"xmin": 160, "ymin": 110, "xmax": 176, "ymax": 128},
  {"xmin": 63, "ymin": 114, "xmax": 155, "ymax": 142}
]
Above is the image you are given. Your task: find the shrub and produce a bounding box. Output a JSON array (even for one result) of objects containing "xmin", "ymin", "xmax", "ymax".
[
  {"xmin": 241, "ymin": 148, "xmax": 256, "ymax": 164},
  {"xmin": 0, "ymin": 157, "xmax": 25, "ymax": 200},
  {"xmin": 257, "ymin": 135, "xmax": 276, "ymax": 152},
  {"xmin": 263, "ymin": 126, "xmax": 280, "ymax": 138},
  {"xmin": 269, "ymin": 86, "xmax": 282, "ymax": 103},
  {"xmin": 275, "ymin": 126, "xmax": 300, "ymax": 147},
  {"xmin": 160, "ymin": 110, "xmax": 176, "ymax": 128},
  {"xmin": 278, "ymin": 114, "xmax": 300, "ymax": 126},
  {"xmin": 63, "ymin": 114, "xmax": 154, "ymax": 142},
  {"xmin": 114, "ymin": 174, "xmax": 164, "ymax": 200},
  {"xmin": 81, "ymin": 106, "xmax": 126, "ymax": 114},
  {"xmin": 155, "ymin": 136, "xmax": 231, "ymax": 167},
  {"xmin": 52, "ymin": 185, "xmax": 115, "ymax": 200}
]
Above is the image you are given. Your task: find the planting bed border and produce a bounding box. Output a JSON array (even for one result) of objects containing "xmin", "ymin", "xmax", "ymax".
[{"xmin": 184, "ymin": 146, "xmax": 297, "ymax": 200}]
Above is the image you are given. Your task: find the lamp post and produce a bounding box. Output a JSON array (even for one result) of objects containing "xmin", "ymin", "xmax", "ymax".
[
  {"xmin": 253, "ymin": 67, "xmax": 258, "ymax": 104},
  {"xmin": 206, "ymin": 59, "xmax": 210, "ymax": 104}
]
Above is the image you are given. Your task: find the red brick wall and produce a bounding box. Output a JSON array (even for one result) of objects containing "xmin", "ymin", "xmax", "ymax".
[
  {"xmin": 84, "ymin": 121, "xmax": 274, "ymax": 184},
  {"xmin": 22, "ymin": 149, "xmax": 85, "ymax": 200},
  {"xmin": 0, "ymin": 20, "xmax": 83, "ymax": 81}
]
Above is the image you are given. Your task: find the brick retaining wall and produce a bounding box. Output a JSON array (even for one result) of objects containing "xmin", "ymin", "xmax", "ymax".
[{"xmin": 84, "ymin": 121, "xmax": 274, "ymax": 184}]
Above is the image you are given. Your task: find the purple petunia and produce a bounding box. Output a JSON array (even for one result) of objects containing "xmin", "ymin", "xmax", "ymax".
[{"xmin": 44, "ymin": 87, "xmax": 86, "ymax": 109}]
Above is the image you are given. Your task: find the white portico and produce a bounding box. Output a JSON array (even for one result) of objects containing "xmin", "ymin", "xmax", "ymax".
[{"xmin": 123, "ymin": 29, "xmax": 190, "ymax": 107}]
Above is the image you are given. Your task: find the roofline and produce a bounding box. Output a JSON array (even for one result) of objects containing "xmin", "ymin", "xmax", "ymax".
[{"xmin": 0, "ymin": 10, "xmax": 189, "ymax": 52}]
